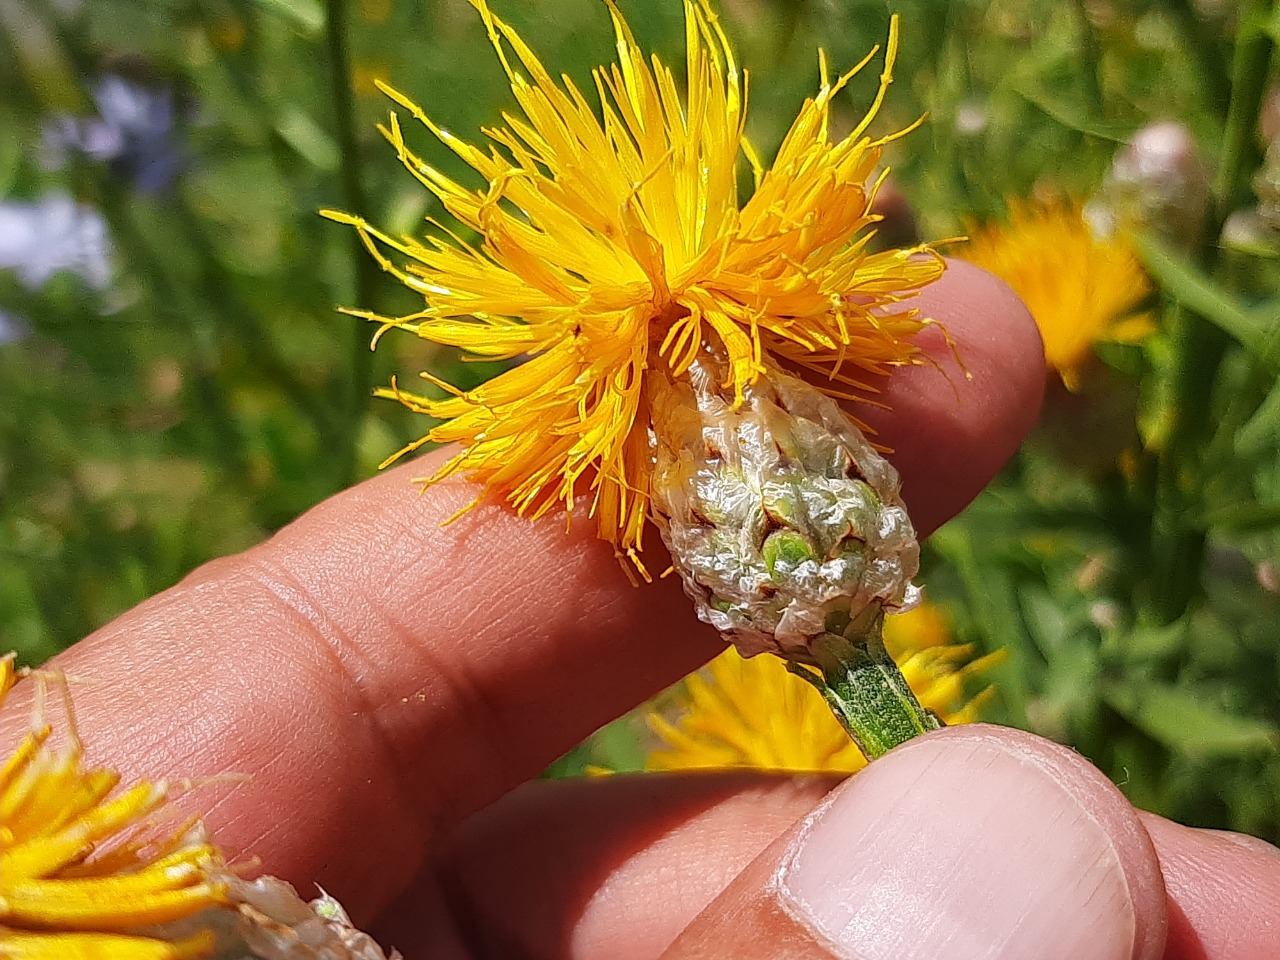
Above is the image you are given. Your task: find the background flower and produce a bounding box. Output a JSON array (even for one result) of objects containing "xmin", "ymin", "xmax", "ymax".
[
  {"xmin": 0, "ymin": 656, "xmax": 401, "ymax": 960},
  {"xmin": 962, "ymin": 198, "xmax": 1152, "ymax": 390},
  {"xmin": 0, "ymin": 655, "xmax": 224, "ymax": 959},
  {"xmin": 646, "ymin": 604, "xmax": 996, "ymax": 773}
]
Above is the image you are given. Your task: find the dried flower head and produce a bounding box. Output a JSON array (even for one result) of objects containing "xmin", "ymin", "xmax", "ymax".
[
  {"xmin": 1088, "ymin": 120, "xmax": 1210, "ymax": 249},
  {"xmin": 962, "ymin": 198, "xmax": 1152, "ymax": 391},
  {"xmin": 325, "ymin": 0, "xmax": 944, "ymax": 572},
  {"xmin": 0, "ymin": 654, "xmax": 223, "ymax": 960},
  {"xmin": 0, "ymin": 655, "xmax": 400, "ymax": 960},
  {"xmin": 646, "ymin": 604, "xmax": 998, "ymax": 773}
]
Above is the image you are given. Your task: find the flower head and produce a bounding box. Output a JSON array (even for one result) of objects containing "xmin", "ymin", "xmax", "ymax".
[
  {"xmin": 0, "ymin": 654, "xmax": 224, "ymax": 960},
  {"xmin": 962, "ymin": 198, "xmax": 1152, "ymax": 391},
  {"xmin": 0, "ymin": 656, "xmax": 401, "ymax": 960},
  {"xmin": 326, "ymin": 0, "xmax": 943, "ymax": 571},
  {"xmin": 646, "ymin": 603, "xmax": 998, "ymax": 773}
]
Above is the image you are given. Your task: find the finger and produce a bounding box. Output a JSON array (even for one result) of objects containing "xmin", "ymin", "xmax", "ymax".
[
  {"xmin": 1138, "ymin": 812, "xmax": 1280, "ymax": 959},
  {"xmin": 0, "ymin": 263, "xmax": 1041, "ymax": 923},
  {"xmin": 372, "ymin": 773, "xmax": 839, "ymax": 960},
  {"xmin": 0, "ymin": 463, "xmax": 722, "ymax": 922},
  {"xmin": 390, "ymin": 758, "xmax": 1280, "ymax": 960},
  {"xmin": 659, "ymin": 725, "xmax": 1167, "ymax": 960}
]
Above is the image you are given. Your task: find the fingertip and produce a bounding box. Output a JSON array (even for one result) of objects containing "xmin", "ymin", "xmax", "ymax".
[{"xmin": 662, "ymin": 725, "xmax": 1166, "ymax": 960}]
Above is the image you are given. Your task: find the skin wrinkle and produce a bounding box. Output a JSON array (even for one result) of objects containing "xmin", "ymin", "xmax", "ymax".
[
  {"xmin": 234, "ymin": 549, "xmax": 430, "ymax": 799},
  {"xmin": 233, "ymin": 463, "xmax": 716, "ymax": 854},
  {"xmin": 206, "ymin": 559, "xmax": 436, "ymax": 903},
  {"xmin": 210, "ymin": 721, "xmax": 329, "ymax": 869},
  {"xmin": 371, "ymin": 606, "xmax": 518, "ymax": 830},
  {"xmin": 262, "ymin": 481, "xmax": 568, "ymax": 834},
  {"xmin": 566, "ymin": 781, "xmax": 815, "ymax": 957},
  {"xmin": 249, "ymin": 512, "xmax": 529, "ymax": 842},
  {"xmin": 73, "ymin": 537, "xmax": 442, "ymax": 914},
  {"xmin": 427, "ymin": 775, "xmax": 831, "ymax": 960},
  {"xmin": 313, "ymin": 489, "xmax": 539, "ymax": 810},
  {"xmin": 95, "ymin": 572, "xmax": 288, "ymax": 780},
  {"xmin": 858, "ymin": 263, "xmax": 1043, "ymax": 534},
  {"xmin": 1139, "ymin": 813, "xmax": 1280, "ymax": 959},
  {"xmin": 402, "ymin": 506, "xmax": 697, "ymax": 826},
  {"xmin": 404, "ymin": 628, "xmax": 531, "ymax": 831}
]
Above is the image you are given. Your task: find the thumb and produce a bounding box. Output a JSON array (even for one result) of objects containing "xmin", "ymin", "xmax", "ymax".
[{"xmin": 660, "ymin": 725, "xmax": 1167, "ymax": 960}]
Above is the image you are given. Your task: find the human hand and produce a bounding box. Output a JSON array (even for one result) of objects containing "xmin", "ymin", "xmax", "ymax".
[{"xmin": 3, "ymin": 261, "xmax": 1276, "ymax": 960}]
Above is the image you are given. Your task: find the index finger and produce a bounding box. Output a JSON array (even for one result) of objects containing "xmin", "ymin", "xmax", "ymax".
[{"xmin": 0, "ymin": 261, "xmax": 1042, "ymax": 924}]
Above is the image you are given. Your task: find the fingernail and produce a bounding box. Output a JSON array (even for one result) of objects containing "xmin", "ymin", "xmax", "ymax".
[{"xmin": 777, "ymin": 729, "xmax": 1137, "ymax": 960}]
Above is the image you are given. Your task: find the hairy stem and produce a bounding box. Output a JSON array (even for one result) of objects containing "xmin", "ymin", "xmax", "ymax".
[{"xmin": 789, "ymin": 613, "xmax": 941, "ymax": 761}]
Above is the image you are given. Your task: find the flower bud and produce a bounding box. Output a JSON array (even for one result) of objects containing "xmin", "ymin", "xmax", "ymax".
[
  {"xmin": 1088, "ymin": 120, "xmax": 1210, "ymax": 248},
  {"xmin": 649, "ymin": 358, "xmax": 919, "ymax": 665}
]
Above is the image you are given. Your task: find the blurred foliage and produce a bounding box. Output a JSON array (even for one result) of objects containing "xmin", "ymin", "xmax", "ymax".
[{"xmin": 3, "ymin": 0, "xmax": 1280, "ymax": 841}]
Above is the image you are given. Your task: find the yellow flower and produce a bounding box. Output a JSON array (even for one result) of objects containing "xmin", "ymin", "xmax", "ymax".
[
  {"xmin": 646, "ymin": 603, "xmax": 997, "ymax": 773},
  {"xmin": 324, "ymin": 0, "xmax": 944, "ymax": 573},
  {"xmin": 0, "ymin": 654, "xmax": 223, "ymax": 960},
  {"xmin": 962, "ymin": 198, "xmax": 1153, "ymax": 391},
  {"xmin": 1, "ymin": 657, "xmax": 402, "ymax": 959}
]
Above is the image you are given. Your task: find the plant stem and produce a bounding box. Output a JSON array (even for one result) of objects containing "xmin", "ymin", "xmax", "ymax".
[
  {"xmin": 1165, "ymin": 0, "xmax": 1233, "ymax": 113},
  {"xmin": 1212, "ymin": 0, "xmax": 1274, "ymax": 226},
  {"xmin": 788, "ymin": 612, "xmax": 941, "ymax": 760},
  {"xmin": 325, "ymin": 0, "xmax": 381, "ymax": 487},
  {"xmin": 1147, "ymin": 0, "xmax": 1277, "ymax": 623},
  {"xmin": 1070, "ymin": 0, "xmax": 1105, "ymax": 119}
]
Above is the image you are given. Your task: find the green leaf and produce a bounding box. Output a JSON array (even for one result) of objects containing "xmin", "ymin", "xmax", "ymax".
[
  {"xmin": 929, "ymin": 522, "xmax": 1037, "ymax": 727},
  {"xmin": 1008, "ymin": 79, "xmax": 1134, "ymax": 142},
  {"xmin": 542, "ymin": 716, "xmax": 647, "ymax": 776},
  {"xmin": 1104, "ymin": 619, "xmax": 1189, "ymax": 664},
  {"xmin": 1029, "ymin": 641, "xmax": 1101, "ymax": 744},
  {"xmin": 1104, "ymin": 680, "xmax": 1280, "ymax": 757},
  {"xmin": 1135, "ymin": 232, "xmax": 1280, "ymax": 372},
  {"xmin": 1236, "ymin": 378, "xmax": 1280, "ymax": 455},
  {"xmin": 1019, "ymin": 586, "xmax": 1077, "ymax": 657},
  {"xmin": 275, "ymin": 109, "xmax": 340, "ymax": 172},
  {"xmin": 249, "ymin": 0, "xmax": 325, "ymax": 36},
  {"xmin": 590, "ymin": 715, "xmax": 650, "ymax": 773},
  {"xmin": 1203, "ymin": 500, "xmax": 1280, "ymax": 533}
]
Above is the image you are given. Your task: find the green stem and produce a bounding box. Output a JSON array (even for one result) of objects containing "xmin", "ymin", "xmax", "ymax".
[
  {"xmin": 1070, "ymin": 0, "xmax": 1105, "ymax": 119},
  {"xmin": 1212, "ymin": 0, "xmax": 1275, "ymax": 228},
  {"xmin": 324, "ymin": 0, "xmax": 381, "ymax": 487},
  {"xmin": 1165, "ymin": 0, "xmax": 1233, "ymax": 113},
  {"xmin": 787, "ymin": 611, "xmax": 941, "ymax": 760},
  {"xmin": 1146, "ymin": 0, "xmax": 1276, "ymax": 623}
]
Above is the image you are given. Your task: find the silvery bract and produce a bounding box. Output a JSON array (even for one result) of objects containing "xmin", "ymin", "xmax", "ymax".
[
  {"xmin": 650, "ymin": 356, "xmax": 921, "ymax": 665},
  {"xmin": 148, "ymin": 837, "xmax": 401, "ymax": 960}
]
